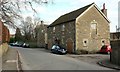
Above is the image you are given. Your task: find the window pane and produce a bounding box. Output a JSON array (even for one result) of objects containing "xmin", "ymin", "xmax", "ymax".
[
  {"xmin": 53, "ymin": 27, "xmax": 55, "ymax": 32},
  {"xmin": 62, "ymin": 25, "xmax": 65, "ymax": 31},
  {"xmin": 91, "ymin": 24, "xmax": 96, "ymax": 29}
]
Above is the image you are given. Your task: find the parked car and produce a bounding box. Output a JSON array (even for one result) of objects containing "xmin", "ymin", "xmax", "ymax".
[
  {"xmin": 9, "ymin": 43, "xmax": 16, "ymax": 46},
  {"xmin": 51, "ymin": 45, "xmax": 67, "ymax": 54},
  {"xmin": 100, "ymin": 45, "xmax": 112, "ymax": 54},
  {"xmin": 22, "ymin": 43, "xmax": 29, "ymax": 48},
  {"xmin": 9, "ymin": 42, "xmax": 24, "ymax": 47},
  {"xmin": 16, "ymin": 42, "xmax": 24, "ymax": 47}
]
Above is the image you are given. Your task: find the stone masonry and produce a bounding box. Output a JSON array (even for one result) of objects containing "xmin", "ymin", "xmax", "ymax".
[{"xmin": 47, "ymin": 3, "xmax": 110, "ymax": 54}]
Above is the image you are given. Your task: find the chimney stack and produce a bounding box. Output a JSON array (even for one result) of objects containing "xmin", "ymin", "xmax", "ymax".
[
  {"xmin": 41, "ymin": 20, "xmax": 44, "ymax": 25},
  {"xmin": 101, "ymin": 3, "xmax": 107, "ymax": 17}
]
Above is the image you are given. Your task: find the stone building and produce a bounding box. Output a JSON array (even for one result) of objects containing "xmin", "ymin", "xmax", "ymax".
[
  {"xmin": 35, "ymin": 21, "xmax": 48, "ymax": 48},
  {"xmin": 47, "ymin": 3, "xmax": 110, "ymax": 54}
]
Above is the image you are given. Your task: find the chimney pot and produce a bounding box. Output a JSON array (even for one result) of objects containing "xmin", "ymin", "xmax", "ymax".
[
  {"xmin": 101, "ymin": 3, "xmax": 107, "ymax": 17},
  {"xmin": 103, "ymin": 3, "xmax": 105, "ymax": 9},
  {"xmin": 41, "ymin": 21, "xmax": 44, "ymax": 24}
]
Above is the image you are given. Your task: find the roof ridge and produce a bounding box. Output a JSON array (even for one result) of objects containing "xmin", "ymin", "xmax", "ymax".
[
  {"xmin": 48, "ymin": 3, "xmax": 95, "ymax": 27},
  {"xmin": 61, "ymin": 3, "xmax": 94, "ymax": 17}
]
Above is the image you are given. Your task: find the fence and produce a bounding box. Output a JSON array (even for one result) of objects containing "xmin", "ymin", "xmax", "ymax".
[{"xmin": 110, "ymin": 40, "xmax": 120, "ymax": 66}]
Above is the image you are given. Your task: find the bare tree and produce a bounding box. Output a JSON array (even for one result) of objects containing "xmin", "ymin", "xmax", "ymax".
[
  {"xmin": 20, "ymin": 16, "xmax": 41, "ymax": 42},
  {"xmin": 0, "ymin": 0, "xmax": 52, "ymax": 28}
]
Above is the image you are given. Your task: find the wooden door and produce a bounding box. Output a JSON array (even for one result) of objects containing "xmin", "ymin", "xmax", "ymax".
[
  {"xmin": 48, "ymin": 39, "xmax": 52, "ymax": 49},
  {"xmin": 67, "ymin": 39, "xmax": 73, "ymax": 53}
]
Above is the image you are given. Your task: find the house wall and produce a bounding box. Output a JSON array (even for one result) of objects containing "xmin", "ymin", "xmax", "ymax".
[
  {"xmin": 0, "ymin": 20, "xmax": 10, "ymax": 57},
  {"xmin": 75, "ymin": 6, "xmax": 110, "ymax": 53},
  {"xmin": 36, "ymin": 24, "xmax": 48, "ymax": 48},
  {"xmin": 0, "ymin": 21, "xmax": 10, "ymax": 44},
  {"xmin": 47, "ymin": 21, "xmax": 75, "ymax": 53},
  {"xmin": 110, "ymin": 40, "xmax": 120, "ymax": 66}
]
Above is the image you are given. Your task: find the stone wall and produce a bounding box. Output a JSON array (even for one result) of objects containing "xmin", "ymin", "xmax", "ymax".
[
  {"xmin": 110, "ymin": 32, "xmax": 120, "ymax": 40},
  {"xmin": 0, "ymin": 43, "xmax": 9, "ymax": 57},
  {"xmin": 110, "ymin": 40, "xmax": 120, "ymax": 66},
  {"xmin": 0, "ymin": 20, "xmax": 10, "ymax": 57},
  {"xmin": 47, "ymin": 21, "xmax": 75, "ymax": 53},
  {"xmin": 75, "ymin": 5, "xmax": 110, "ymax": 54},
  {"xmin": 33, "ymin": 24, "xmax": 48, "ymax": 48},
  {"xmin": 36, "ymin": 24, "xmax": 48, "ymax": 48}
]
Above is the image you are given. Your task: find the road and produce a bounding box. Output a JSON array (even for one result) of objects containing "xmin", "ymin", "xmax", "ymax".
[{"xmin": 14, "ymin": 47, "xmax": 113, "ymax": 70}]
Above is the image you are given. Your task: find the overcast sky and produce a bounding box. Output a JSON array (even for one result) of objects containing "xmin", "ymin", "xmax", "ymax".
[{"xmin": 10, "ymin": 0, "xmax": 119, "ymax": 34}]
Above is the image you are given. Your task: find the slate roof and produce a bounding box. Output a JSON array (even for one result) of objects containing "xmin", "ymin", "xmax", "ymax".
[{"xmin": 48, "ymin": 3, "xmax": 94, "ymax": 27}]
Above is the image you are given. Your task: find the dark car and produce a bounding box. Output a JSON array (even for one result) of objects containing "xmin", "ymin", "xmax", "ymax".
[
  {"xmin": 51, "ymin": 45, "xmax": 67, "ymax": 54},
  {"xmin": 100, "ymin": 45, "xmax": 112, "ymax": 54},
  {"xmin": 9, "ymin": 42, "xmax": 23, "ymax": 47},
  {"xmin": 15, "ymin": 42, "xmax": 24, "ymax": 47}
]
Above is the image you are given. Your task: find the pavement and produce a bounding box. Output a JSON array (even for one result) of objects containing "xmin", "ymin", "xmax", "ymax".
[
  {"xmin": 98, "ymin": 59, "xmax": 120, "ymax": 70},
  {"xmin": 67, "ymin": 54, "xmax": 120, "ymax": 70},
  {"xmin": 2, "ymin": 47, "xmax": 22, "ymax": 71}
]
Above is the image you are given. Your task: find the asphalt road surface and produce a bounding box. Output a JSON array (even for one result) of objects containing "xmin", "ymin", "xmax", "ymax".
[{"xmin": 14, "ymin": 47, "xmax": 113, "ymax": 70}]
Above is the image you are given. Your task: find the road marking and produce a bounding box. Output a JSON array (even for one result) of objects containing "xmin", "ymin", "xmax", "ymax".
[{"xmin": 6, "ymin": 60, "xmax": 17, "ymax": 63}]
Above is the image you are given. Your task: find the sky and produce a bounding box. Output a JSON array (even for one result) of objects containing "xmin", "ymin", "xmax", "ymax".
[{"xmin": 10, "ymin": 0, "xmax": 119, "ymax": 34}]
